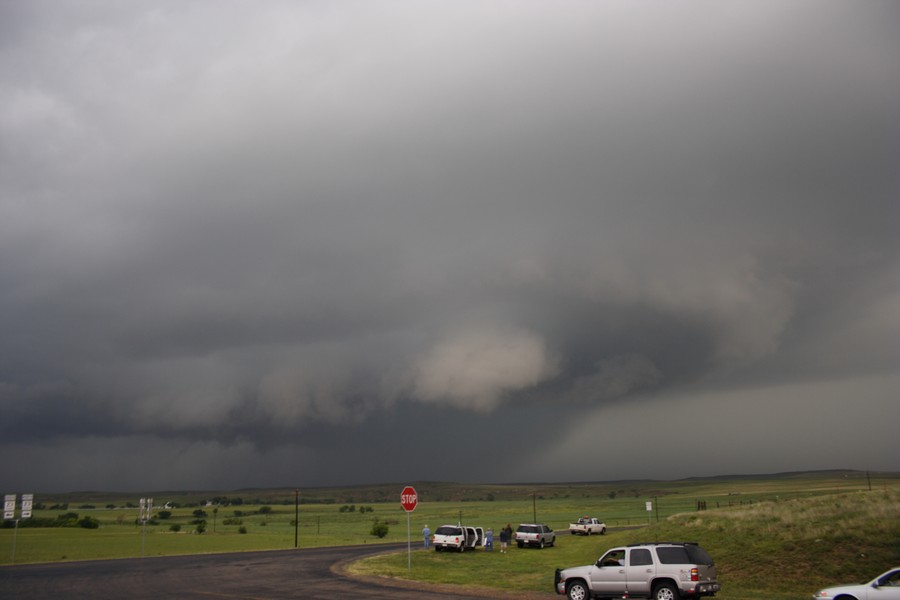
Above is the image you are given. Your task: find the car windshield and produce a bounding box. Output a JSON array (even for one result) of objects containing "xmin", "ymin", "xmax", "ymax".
[{"xmin": 435, "ymin": 526, "xmax": 462, "ymax": 535}]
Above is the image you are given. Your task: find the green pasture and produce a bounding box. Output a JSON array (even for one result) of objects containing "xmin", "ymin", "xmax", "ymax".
[
  {"xmin": 2, "ymin": 470, "xmax": 897, "ymax": 591},
  {"xmin": 353, "ymin": 486, "xmax": 900, "ymax": 600}
]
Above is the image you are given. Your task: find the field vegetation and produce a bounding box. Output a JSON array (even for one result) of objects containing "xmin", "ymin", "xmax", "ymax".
[
  {"xmin": 352, "ymin": 479, "xmax": 900, "ymax": 600},
  {"xmin": 2, "ymin": 470, "xmax": 898, "ymax": 600}
]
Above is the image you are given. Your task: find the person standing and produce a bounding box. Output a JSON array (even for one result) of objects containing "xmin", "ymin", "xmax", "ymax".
[
  {"xmin": 499, "ymin": 526, "xmax": 509, "ymax": 553},
  {"xmin": 422, "ymin": 524, "xmax": 431, "ymax": 548}
]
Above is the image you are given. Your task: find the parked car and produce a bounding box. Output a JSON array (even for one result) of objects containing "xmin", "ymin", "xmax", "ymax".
[
  {"xmin": 515, "ymin": 523, "xmax": 556, "ymax": 548},
  {"xmin": 569, "ymin": 516, "xmax": 607, "ymax": 536},
  {"xmin": 432, "ymin": 524, "xmax": 484, "ymax": 552},
  {"xmin": 813, "ymin": 567, "xmax": 900, "ymax": 600},
  {"xmin": 555, "ymin": 542, "xmax": 720, "ymax": 600}
]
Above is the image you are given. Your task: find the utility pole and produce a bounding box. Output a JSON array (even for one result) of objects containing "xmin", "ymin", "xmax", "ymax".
[{"xmin": 294, "ymin": 489, "xmax": 300, "ymax": 548}]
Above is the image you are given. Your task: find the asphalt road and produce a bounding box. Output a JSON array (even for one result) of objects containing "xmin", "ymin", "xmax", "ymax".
[{"xmin": 0, "ymin": 543, "xmax": 552, "ymax": 599}]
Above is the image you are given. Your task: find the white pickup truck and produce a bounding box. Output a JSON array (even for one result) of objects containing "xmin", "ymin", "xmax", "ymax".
[{"xmin": 569, "ymin": 516, "xmax": 606, "ymax": 535}]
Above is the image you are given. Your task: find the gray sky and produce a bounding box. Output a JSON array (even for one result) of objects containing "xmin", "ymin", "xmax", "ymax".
[{"xmin": 1, "ymin": 1, "xmax": 898, "ymax": 493}]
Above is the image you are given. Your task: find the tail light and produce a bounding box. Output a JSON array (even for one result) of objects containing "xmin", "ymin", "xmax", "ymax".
[{"xmin": 691, "ymin": 568, "xmax": 699, "ymax": 582}]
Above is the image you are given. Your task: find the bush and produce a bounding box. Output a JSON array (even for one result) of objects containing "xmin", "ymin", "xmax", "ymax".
[
  {"xmin": 78, "ymin": 516, "xmax": 100, "ymax": 529},
  {"xmin": 238, "ymin": 526, "xmax": 247, "ymax": 534},
  {"xmin": 370, "ymin": 520, "xmax": 389, "ymax": 538},
  {"xmin": 170, "ymin": 524, "xmax": 181, "ymax": 532},
  {"xmin": 157, "ymin": 510, "xmax": 172, "ymax": 519},
  {"xmin": 195, "ymin": 522, "xmax": 206, "ymax": 534}
]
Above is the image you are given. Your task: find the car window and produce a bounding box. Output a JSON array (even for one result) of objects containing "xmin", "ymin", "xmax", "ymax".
[
  {"xmin": 684, "ymin": 544, "xmax": 714, "ymax": 566},
  {"xmin": 435, "ymin": 526, "xmax": 462, "ymax": 535},
  {"xmin": 656, "ymin": 547, "xmax": 691, "ymax": 564},
  {"xmin": 600, "ymin": 550, "xmax": 626, "ymax": 567},
  {"xmin": 630, "ymin": 548, "xmax": 653, "ymax": 566}
]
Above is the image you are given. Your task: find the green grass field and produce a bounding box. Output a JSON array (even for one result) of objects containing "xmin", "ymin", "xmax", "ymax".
[
  {"xmin": 352, "ymin": 483, "xmax": 900, "ymax": 600},
  {"xmin": 2, "ymin": 470, "xmax": 898, "ymax": 600}
]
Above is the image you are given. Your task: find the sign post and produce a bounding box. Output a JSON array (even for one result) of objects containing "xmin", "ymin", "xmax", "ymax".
[
  {"xmin": 400, "ymin": 486, "xmax": 418, "ymax": 571},
  {"xmin": 139, "ymin": 498, "xmax": 153, "ymax": 557},
  {"xmin": 4, "ymin": 493, "xmax": 33, "ymax": 565}
]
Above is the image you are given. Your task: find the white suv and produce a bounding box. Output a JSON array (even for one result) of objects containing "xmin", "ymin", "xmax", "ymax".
[
  {"xmin": 555, "ymin": 542, "xmax": 720, "ymax": 600},
  {"xmin": 515, "ymin": 523, "xmax": 556, "ymax": 548}
]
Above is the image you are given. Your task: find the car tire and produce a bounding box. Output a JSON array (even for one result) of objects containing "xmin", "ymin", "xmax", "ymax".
[
  {"xmin": 653, "ymin": 582, "xmax": 679, "ymax": 600},
  {"xmin": 567, "ymin": 580, "xmax": 589, "ymax": 600},
  {"xmin": 517, "ymin": 541, "xmax": 524, "ymax": 548},
  {"xmin": 458, "ymin": 544, "xmax": 464, "ymax": 553},
  {"xmin": 539, "ymin": 539, "xmax": 545, "ymax": 549}
]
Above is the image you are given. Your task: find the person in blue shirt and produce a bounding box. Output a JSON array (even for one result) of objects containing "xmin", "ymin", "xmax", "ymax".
[{"xmin": 422, "ymin": 524, "xmax": 431, "ymax": 548}]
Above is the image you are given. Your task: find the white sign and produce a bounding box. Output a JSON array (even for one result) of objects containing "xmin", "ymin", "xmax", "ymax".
[
  {"xmin": 646, "ymin": 501, "xmax": 653, "ymax": 512},
  {"xmin": 21, "ymin": 494, "xmax": 33, "ymax": 519},
  {"xmin": 3, "ymin": 494, "xmax": 15, "ymax": 520}
]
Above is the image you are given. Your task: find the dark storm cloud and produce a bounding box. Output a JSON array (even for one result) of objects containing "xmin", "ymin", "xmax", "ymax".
[{"xmin": 1, "ymin": 1, "xmax": 898, "ymax": 492}]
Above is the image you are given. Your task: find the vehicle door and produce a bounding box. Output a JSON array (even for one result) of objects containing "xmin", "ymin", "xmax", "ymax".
[
  {"xmin": 590, "ymin": 549, "xmax": 628, "ymax": 595},
  {"xmin": 625, "ymin": 547, "xmax": 655, "ymax": 596}
]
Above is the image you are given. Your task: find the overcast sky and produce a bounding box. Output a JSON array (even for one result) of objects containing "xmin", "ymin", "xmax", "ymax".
[{"xmin": 1, "ymin": 1, "xmax": 898, "ymax": 494}]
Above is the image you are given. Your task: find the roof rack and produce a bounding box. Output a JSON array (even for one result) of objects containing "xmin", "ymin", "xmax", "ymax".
[{"xmin": 626, "ymin": 542, "xmax": 698, "ymax": 547}]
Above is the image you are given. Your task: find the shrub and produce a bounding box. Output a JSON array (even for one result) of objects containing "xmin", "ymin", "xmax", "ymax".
[
  {"xmin": 239, "ymin": 526, "xmax": 247, "ymax": 534},
  {"xmin": 195, "ymin": 522, "xmax": 206, "ymax": 534},
  {"xmin": 370, "ymin": 520, "xmax": 389, "ymax": 538},
  {"xmin": 78, "ymin": 516, "xmax": 100, "ymax": 529},
  {"xmin": 170, "ymin": 524, "xmax": 181, "ymax": 532}
]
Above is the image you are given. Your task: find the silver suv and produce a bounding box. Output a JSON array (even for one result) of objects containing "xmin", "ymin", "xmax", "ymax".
[
  {"xmin": 554, "ymin": 542, "xmax": 720, "ymax": 600},
  {"xmin": 515, "ymin": 523, "xmax": 556, "ymax": 548}
]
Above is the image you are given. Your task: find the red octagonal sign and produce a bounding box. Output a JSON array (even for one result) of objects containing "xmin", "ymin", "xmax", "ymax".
[{"xmin": 400, "ymin": 486, "xmax": 418, "ymax": 512}]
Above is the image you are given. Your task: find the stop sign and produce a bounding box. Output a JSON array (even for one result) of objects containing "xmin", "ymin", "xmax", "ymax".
[{"xmin": 400, "ymin": 486, "xmax": 418, "ymax": 512}]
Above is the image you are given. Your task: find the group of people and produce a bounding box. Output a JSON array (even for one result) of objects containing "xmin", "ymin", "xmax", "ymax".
[{"xmin": 421, "ymin": 524, "xmax": 514, "ymax": 552}]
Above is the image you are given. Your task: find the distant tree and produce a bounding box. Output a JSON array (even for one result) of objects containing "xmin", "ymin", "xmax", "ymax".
[
  {"xmin": 169, "ymin": 524, "xmax": 181, "ymax": 532},
  {"xmin": 78, "ymin": 516, "xmax": 100, "ymax": 529},
  {"xmin": 258, "ymin": 506, "xmax": 272, "ymax": 515},
  {"xmin": 157, "ymin": 510, "xmax": 172, "ymax": 519},
  {"xmin": 192, "ymin": 509, "xmax": 207, "ymax": 518},
  {"xmin": 195, "ymin": 522, "xmax": 207, "ymax": 534}
]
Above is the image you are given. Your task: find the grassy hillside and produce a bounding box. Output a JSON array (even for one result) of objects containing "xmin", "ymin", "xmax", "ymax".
[{"xmin": 350, "ymin": 488, "xmax": 900, "ymax": 600}]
